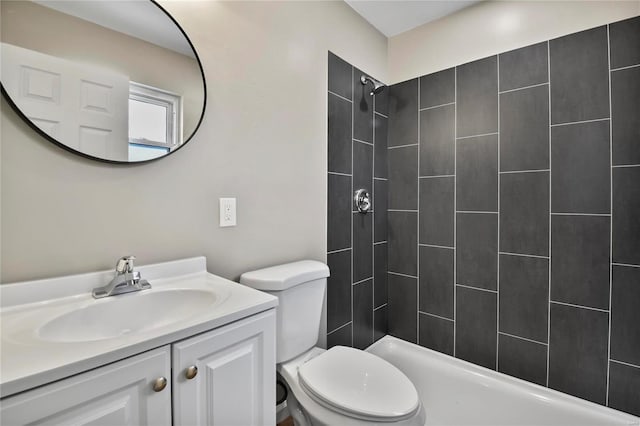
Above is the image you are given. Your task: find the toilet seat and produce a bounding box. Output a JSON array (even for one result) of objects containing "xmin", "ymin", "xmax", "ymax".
[{"xmin": 297, "ymin": 346, "xmax": 420, "ymax": 422}]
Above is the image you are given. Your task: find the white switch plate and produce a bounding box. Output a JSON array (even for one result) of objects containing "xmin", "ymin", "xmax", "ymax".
[{"xmin": 219, "ymin": 198, "xmax": 236, "ymax": 227}]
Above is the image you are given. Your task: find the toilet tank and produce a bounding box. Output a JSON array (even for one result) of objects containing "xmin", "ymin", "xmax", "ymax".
[{"xmin": 240, "ymin": 260, "xmax": 329, "ymax": 363}]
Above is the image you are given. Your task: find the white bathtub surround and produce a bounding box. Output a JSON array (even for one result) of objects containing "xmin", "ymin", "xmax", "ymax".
[{"xmin": 367, "ymin": 336, "xmax": 639, "ymax": 426}]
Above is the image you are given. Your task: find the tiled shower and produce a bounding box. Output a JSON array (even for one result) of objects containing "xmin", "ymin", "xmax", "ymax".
[{"xmin": 327, "ymin": 16, "xmax": 638, "ymax": 417}]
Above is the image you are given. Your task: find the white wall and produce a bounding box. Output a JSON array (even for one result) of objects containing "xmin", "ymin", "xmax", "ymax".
[
  {"xmin": 388, "ymin": 0, "xmax": 640, "ymax": 84},
  {"xmin": 0, "ymin": 0, "xmax": 387, "ymax": 283}
]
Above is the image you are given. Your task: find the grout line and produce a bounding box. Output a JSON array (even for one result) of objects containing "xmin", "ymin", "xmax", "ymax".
[
  {"xmin": 550, "ymin": 300, "xmax": 609, "ymax": 313},
  {"xmin": 389, "ymin": 209, "xmax": 418, "ymax": 212},
  {"xmin": 354, "ymin": 138, "xmax": 373, "ymax": 146},
  {"xmin": 419, "ymin": 311, "xmax": 455, "ymax": 322},
  {"xmin": 457, "ymin": 210, "xmax": 498, "ymax": 214},
  {"xmin": 388, "ymin": 271, "xmax": 418, "ymax": 279},
  {"xmin": 420, "ymin": 243, "xmax": 455, "ymax": 250},
  {"xmin": 612, "ymin": 262, "xmax": 640, "ymax": 268},
  {"xmin": 327, "ymin": 247, "xmax": 351, "ymax": 255},
  {"xmin": 372, "ymin": 91, "xmax": 376, "ymax": 345},
  {"xmin": 498, "ymin": 82, "xmax": 549, "ymax": 94},
  {"xmin": 456, "ymin": 283, "xmax": 498, "ymax": 294},
  {"xmin": 457, "ymin": 131, "xmax": 499, "ymax": 140},
  {"xmin": 496, "ymin": 54, "xmax": 501, "ymax": 371},
  {"xmin": 388, "ymin": 143, "xmax": 418, "ymax": 150},
  {"xmin": 612, "ymin": 164, "xmax": 640, "ymax": 168},
  {"xmin": 374, "ymin": 303, "xmax": 388, "ymax": 311},
  {"xmin": 328, "ymin": 90, "xmax": 352, "ymax": 103},
  {"xmin": 353, "ymin": 277, "xmax": 372, "ymax": 286},
  {"xmin": 610, "ymin": 63, "xmax": 640, "ymax": 72},
  {"xmin": 551, "ymin": 212, "xmax": 611, "ymax": 217},
  {"xmin": 328, "ymin": 171, "xmax": 352, "ymax": 177},
  {"xmin": 546, "ymin": 39, "xmax": 552, "ymax": 389},
  {"xmin": 550, "ymin": 117, "xmax": 609, "ymax": 127},
  {"xmin": 419, "ymin": 174, "xmax": 456, "ymax": 179},
  {"xmin": 499, "ymin": 331, "xmax": 548, "ymax": 346},
  {"xmin": 374, "ymin": 240, "xmax": 388, "ymax": 245},
  {"xmin": 327, "ymin": 321, "xmax": 352, "ymax": 336},
  {"xmin": 499, "ymin": 251, "xmax": 550, "ymax": 260},
  {"xmin": 350, "ymin": 65, "xmax": 354, "ymax": 348},
  {"xmin": 416, "ymin": 76, "xmax": 421, "ymax": 345},
  {"xmin": 419, "ymin": 101, "xmax": 455, "ymax": 111},
  {"xmin": 606, "ymin": 25, "xmax": 613, "ymax": 406},
  {"xmin": 373, "ymin": 177, "xmax": 388, "ymax": 181},
  {"xmin": 610, "ymin": 359, "xmax": 640, "ymax": 370},
  {"xmin": 374, "ymin": 111, "xmax": 388, "ymax": 119},
  {"xmin": 453, "ymin": 65, "xmax": 458, "ymax": 357},
  {"xmin": 500, "ymin": 169, "xmax": 550, "ymax": 174}
]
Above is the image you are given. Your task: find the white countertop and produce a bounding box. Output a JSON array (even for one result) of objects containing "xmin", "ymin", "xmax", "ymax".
[{"xmin": 0, "ymin": 257, "xmax": 278, "ymax": 398}]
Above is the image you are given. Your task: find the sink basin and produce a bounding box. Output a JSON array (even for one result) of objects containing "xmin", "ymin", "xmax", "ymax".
[{"xmin": 38, "ymin": 289, "xmax": 218, "ymax": 342}]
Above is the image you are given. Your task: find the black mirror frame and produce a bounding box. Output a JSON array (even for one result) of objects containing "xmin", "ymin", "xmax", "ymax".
[{"xmin": 0, "ymin": 0, "xmax": 207, "ymax": 165}]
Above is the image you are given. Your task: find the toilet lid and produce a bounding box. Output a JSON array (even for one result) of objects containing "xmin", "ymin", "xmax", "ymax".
[{"xmin": 298, "ymin": 346, "xmax": 419, "ymax": 421}]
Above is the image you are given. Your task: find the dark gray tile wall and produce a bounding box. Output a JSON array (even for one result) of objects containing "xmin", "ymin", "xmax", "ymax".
[
  {"xmin": 326, "ymin": 52, "xmax": 387, "ymax": 349},
  {"xmin": 386, "ymin": 17, "xmax": 640, "ymax": 416}
]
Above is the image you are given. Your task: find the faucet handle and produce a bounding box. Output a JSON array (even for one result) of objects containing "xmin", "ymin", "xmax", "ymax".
[{"xmin": 115, "ymin": 255, "xmax": 136, "ymax": 274}]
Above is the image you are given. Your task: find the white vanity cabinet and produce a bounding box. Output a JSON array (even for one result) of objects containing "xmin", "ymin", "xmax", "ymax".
[
  {"xmin": 1, "ymin": 309, "xmax": 276, "ymax": 426},
  {"xmin": 0, "ymin": 346, "xmax": 172, "ymax": 425}
]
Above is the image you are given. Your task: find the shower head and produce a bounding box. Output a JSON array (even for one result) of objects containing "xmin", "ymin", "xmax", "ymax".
[{"xmin": 360, "ymin": 75, "xmax": 385, "ymax": 96}]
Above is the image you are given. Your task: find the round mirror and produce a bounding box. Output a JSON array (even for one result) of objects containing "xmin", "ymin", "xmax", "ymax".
[{"xmin": 1, "ymin": 0, "xmax": 206, "ymax": 163}]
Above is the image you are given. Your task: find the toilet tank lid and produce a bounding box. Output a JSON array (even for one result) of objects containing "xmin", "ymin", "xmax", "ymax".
[{"xmin": 240, "ymin": 260, "xmax": 329, "ymax": 291}]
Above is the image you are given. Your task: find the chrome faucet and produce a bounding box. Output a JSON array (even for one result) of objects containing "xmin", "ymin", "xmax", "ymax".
[{"xmin": 92, "ymin": 256, "xmax": 151, "ymax": 299}]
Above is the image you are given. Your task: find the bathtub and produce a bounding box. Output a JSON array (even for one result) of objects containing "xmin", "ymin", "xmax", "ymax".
[{"xmin": 366, "ymin": 336, "xmax": 639, "ymax": 426}]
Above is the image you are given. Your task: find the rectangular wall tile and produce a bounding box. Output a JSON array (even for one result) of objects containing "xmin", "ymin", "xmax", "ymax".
[
  {"xmin": 498, "ymin": 334, "xmax": 547, "ymax": 386},
  {"xmin": 499, "ymin": 86, "xmax": 549, "ymax": 172},
  {"xmin": 374, "ymin": 179, "xmax": 387, "ymax": 243},
  {"xmin": 375, "ymin": 87, "xmax": 389, "ymax": 116},
  {"xmin": 353, "ymin": 279, "xmax": 373, "ymax": 350},
  {"xmin": 457, "ymin": 213, "xmax": 498, "ymax": 290},
  {"xmin": 499, "ymin": 42, "xmax": 549, "ymax": 92},
  {"xmin": 328, "ymin": 93, "xmax": 352, "ymax": 174},
  {"xmin": 611, "ymin": 265, "xmax": 640, "ymax": 366},
  {"xmin": 374, "ymin": 305, "xmax": 388, "ymax": 342},
  {"xmin": 456, "ymin": 286, "xmax": 497, "ymax": 369},
  {"xmin": 353, "ymin": 141, "xmax": 373, "ymax": 211},
  {"xmin": 456, "ymin": 134, "xmax": 498, "ymax": 212},
  {"xmin": 328, "ymin": 174, "xmax": 351, "ymax": 251},
  {"xmin": 327, "ymin": 323, "xmax": 352, "ymax": 348},
  {"xmin": 353, "ymin": 68, "xmax": 374, "ymax": 143},
  {"xmin": 548, "ymin": 303, "xmax": 608, "ymax": 404},
  {"xmin": 611, "ymin": 67, "xmax": 640, "ymax": 166},
  {"xmin": 609, "ymin": 16, "xmax": 640, "ymax": 69},
  {"xmin": 613, "ymin": 167, "xmax": 640, "ymax": 265},
  {"xmin": 419, "ymin": 246, "xmax": 454, "ymax": 319},
  {"xmin": 419, "ymin": 176, "xmax": 454, "ymax": 247},
  {"xmin": 456, "ymin": 56, "xmax": 498, "ymax": 137},
  {"xmin": 388, "ymin": 145, "xmax": 418, "ymax": 210},
  {"xmin": 327, "ymin": 250, "xmax": 352, "ymax": 332},
  {"xmin": 608, "ymin": 361, "xmax": 640, "ymax": 417},
  {"xmin": 500, "ymin": 172, "xmax": 549, "ymax": 256},
  {"xmin": 551, "ymin": 215, "xmax": 610, "ymax": 310},
  {"xmin": 551, "ymin": 120, "xmax": 610, "ymax": 214},
  {"xmin": 389, "ymin": 79, "xmax": 418, "ymax": 146},
  {"xmin": 374, "ymin": 243, "xmax": 388, "ymax": 308},
  {"xmin": 328, "ymin": 52, "xmax": 352, "ymax": 100},
  {"xmin": 388, "ymin": 211, "xmax": 417, "ymax": 276},
  {"xmin": 420, "ymin": 105, "xmax": 455, "ymax": 176},
  {"xmin": 420, "ymin": 68, "xmax": 455, "ymax": 108},
  {"xmin": 388, "ymin": 273, "xmax": 417, "ymax": 343},
  {"xmin": 353, "ymin": 212, "xmax": 372, "ymax": 283},
  {"xmin": 549, "ymin": 26, "xmax": 609, "ymax": 124},
  {"xmin": 374, "ymin": 114, "xmax": 388, "ymax": 177},
  {"xmin": 419, "ymin": 313, "xmax": 454, "ymax": 356},
  {"xmin": 499, "ymin": 254, "xmax": 549, "ymax": 343}
]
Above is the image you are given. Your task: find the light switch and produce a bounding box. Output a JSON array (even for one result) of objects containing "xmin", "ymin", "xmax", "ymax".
[{"xmin": 219, "ymin": 198, "xmax": 236, "ymax": 227}]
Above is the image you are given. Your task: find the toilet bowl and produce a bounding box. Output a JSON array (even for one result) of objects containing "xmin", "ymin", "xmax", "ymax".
[{"xmin": 240, "ymin": 261, "xmax": 425, "ymax": 426}]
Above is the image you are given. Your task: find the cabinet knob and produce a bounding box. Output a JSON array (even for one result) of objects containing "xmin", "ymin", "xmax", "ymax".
[
  {"xmin": 152, "ymin": 376, "xmax": 167, "ymax": 392},
  {"xmin": 185, "ymin": 365, "xmax": 198, "ymax": 380}
]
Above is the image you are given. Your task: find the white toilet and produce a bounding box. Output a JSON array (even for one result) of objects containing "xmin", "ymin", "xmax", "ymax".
[{"xmin": 240, "ymin": 260, "xmax": 425, "ymax": 426}]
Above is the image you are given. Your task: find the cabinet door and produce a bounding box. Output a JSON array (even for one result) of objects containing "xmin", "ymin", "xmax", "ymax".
[
  {"xmin": 0, "ymin": 346, "xmax": 171, "ymax": 426},
  {"xmin": 172, "ymin": 309, "xmax": 276, "ymax": 426}
]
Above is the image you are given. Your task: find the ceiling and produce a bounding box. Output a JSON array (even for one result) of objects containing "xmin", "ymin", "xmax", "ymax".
[{"xmin": 345, "ymin": 0, "xmax": 482, "ymax": 37}]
